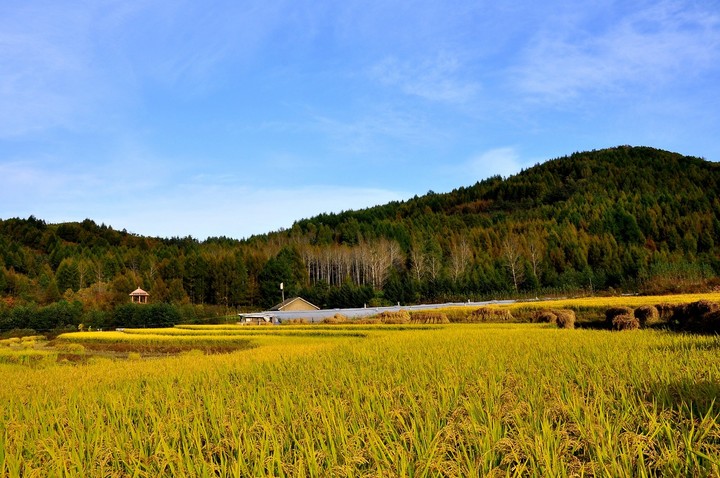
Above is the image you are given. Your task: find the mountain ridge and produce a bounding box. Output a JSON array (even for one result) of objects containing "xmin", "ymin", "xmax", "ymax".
[{"xmin": 1, "ymin": 145, "xmax": 718, "ymax": 329}]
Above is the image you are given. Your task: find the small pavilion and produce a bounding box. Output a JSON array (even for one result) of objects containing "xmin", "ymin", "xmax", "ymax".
[{"xmin": 129, "ymin": 287, "xmax": 149, "ymax": 304}]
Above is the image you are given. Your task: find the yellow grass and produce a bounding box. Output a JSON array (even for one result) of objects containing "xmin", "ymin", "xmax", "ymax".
[
  {"xmin": 507, "ymin": 291, "xmax": 720, "ymax": 310},
  {"xmin": 3, "ymin": 323, "xmax": 720, "ymax": 476},
  {"xmin": 434, "ymin": 291, "xmax": 720, "ymax": 322}
]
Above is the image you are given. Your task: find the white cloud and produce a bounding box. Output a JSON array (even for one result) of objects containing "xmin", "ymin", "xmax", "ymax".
[
  {"xmin": 370, "ymin": 53, "xmax": 480, "ymax": 103},
  {"xmin": 309, "ymin": 106, "xmax": 448, "ymax": 157},
  {"xmin": 0, "ymin": 0, "xmax": 297, "ymax": 137},
  {"xmin": 514, "ymin": 1, "xmax": 720, "ymax": 103},
  {"xmin": 465, "ymin": 147, "xmax": 524, "ymax": 179},
  {"xmin": 0, "ymin": 5, "xmax": 99, "ymax": 137}
]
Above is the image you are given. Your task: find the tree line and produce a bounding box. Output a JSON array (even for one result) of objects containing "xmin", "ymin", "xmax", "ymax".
[{"xmin": 1, "ymin": 146, "xmax": 719, "ymax": 331}]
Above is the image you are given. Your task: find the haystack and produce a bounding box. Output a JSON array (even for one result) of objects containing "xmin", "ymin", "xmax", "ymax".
[
  {"xmin": 634, "ymin": 305, "xmax": 659, "ymax": 326},
  {"xmin": 612, "ymin": 314, "xmax": 640, "ymax": 331}
]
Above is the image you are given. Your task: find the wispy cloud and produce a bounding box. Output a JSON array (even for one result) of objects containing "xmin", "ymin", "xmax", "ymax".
[
  {"xmin": 464, "ymin": 147, "xmax": 524, "ymax": 180},
  {"xmin": 309, "ymin": 106, "xmax": 448, "ymax": 157},
  {"xmin": 0, "ymin": 0, "xmax": 295, "ymax": 137},
  {"xmin": 370, "ymin": 53, "xmax": 480, "ymax": 103},
  {"xmin": 0, "ymin": 4, "xmax": 101, "ymax": 137},
  {"xmin": 111, "ymin": 1, "xmax": 290, "ymax": 91},
  {"xmin": 514, "ymin": 1, "xmax": 720, "ymax": 103}
]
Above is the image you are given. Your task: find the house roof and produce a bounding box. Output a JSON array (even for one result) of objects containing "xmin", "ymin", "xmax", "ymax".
[
  {"xmin": 269, "ymin": 296, "xmax": 319, "ymax": 311},
  {"xmin": 129, "ymin": 287, "xmax": 149, "ymax": 296}
]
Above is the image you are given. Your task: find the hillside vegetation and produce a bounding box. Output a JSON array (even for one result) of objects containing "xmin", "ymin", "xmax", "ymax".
[{"xmin": 1, "ymin": 146, "xmax": 719, "ymax": 331}]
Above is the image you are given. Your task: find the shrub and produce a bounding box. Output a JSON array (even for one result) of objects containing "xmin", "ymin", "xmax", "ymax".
[
  {"xmin": 612, "ymin": 314, "xmax": 640, "ymax": 331},
  {"xmin": 605, "ymin": 307, "xmax": 633, "ymax": 327},
  {"xmin": 466, "ymin": 307, "xmax": 514, "ymax": 323},
  {"xmin": 0, "ymin": 328, "xmax": 38, "ymax": 340},
  {"xmin": 410, "ymin": 311, "xmax": 449, "ymax": 324},
  {"xmin": 634, "ymin": 305, "xmax": 660, "ymax": 327},
  {"xmin": 113, "ymin": 303, "xmax": 182, "ymax": 328}
]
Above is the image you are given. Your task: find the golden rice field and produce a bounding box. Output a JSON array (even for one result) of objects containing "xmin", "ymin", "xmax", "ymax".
[
  {"xmin": 436, "ymin": 291, "xmax": 720, "ymax": 323},
  {"xmin": 2, "ymin": 320, "xmax": 720, "ymax": 476}
]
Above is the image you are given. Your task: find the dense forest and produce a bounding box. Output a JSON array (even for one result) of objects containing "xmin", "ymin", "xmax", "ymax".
[{"xmin": 1, "ymin": 146, "xmax": 719, "ymax": 331}]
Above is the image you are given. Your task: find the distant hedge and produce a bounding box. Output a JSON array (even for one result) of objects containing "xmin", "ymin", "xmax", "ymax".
[{"xmin": 112, "ymin": 303, "xmax": 181, "ymax": 328}]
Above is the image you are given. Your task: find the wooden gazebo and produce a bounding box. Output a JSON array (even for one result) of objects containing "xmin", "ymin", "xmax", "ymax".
[{"xmin": 129, "ymin": 287, "xmax": 149, "ymax": 304}]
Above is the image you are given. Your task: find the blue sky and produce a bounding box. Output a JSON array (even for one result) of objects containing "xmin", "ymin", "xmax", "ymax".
[{"xmin": 1, "ymin": 0, "xmax": 719, "ymax": 239}]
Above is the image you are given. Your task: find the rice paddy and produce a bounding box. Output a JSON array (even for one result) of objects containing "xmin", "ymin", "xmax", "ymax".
[{"xmin": 2, "ymin": 317, "xmax": 720, "ymax": 476}]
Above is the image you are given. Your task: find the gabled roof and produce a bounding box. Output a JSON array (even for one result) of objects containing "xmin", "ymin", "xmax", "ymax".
[
  {"xmin": 129, "ymin": 287, "xmax": 149, "ymax": 296},
  {"xmin": 269, "ymin": 296, "xmax": 319, "ymax": 311}
]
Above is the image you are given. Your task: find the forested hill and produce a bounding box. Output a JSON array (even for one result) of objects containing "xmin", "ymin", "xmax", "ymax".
[
  {"xmin": 288, "ymin": 145, "xmax": 718, "ymax": 246},
  {"xmin": 1, "ymin": 146, "xmax": 719, "ymax": 330}
]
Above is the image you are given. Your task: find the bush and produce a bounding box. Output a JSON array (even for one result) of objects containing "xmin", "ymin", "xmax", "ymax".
[
  {"xmin": 37, "ymin": 301, "xmax": 83, "ymax": 329},
  {"xmin": 466, "ymin": 307, "xmax": 514, "ymax": 323},
  {"xmin": 612, "ymin": 314, "xmax": 640, "ymax": 331},
  {"xmin": 605, "ymin": 307, "xmax": 633, "ymax": 327},
  {"xmin": 0, "ymin": 328, "xmax": 38, "ymax": 340},
  {"xmin": 410, "ymin": 311, "xmax": 449, "ymax": 324},
  {"xmin": 634, "ymin": 305, "xmax": 660, "ymax": 327},
  {"xmin": 113, "ymin": 303, "xmax": 181, "ymax": 328},
  {"xmin": 8, "ymin": 305, "xmax": 38, "ymax": 330},
  {"xmin": 82, "ymin": 309, "xmax": 110, "ymax": 329}
]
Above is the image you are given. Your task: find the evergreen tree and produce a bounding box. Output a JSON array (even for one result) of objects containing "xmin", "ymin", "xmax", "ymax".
[{"xmin": 56, "ymin": 259, "xmax": 81, "ymax": 293}]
